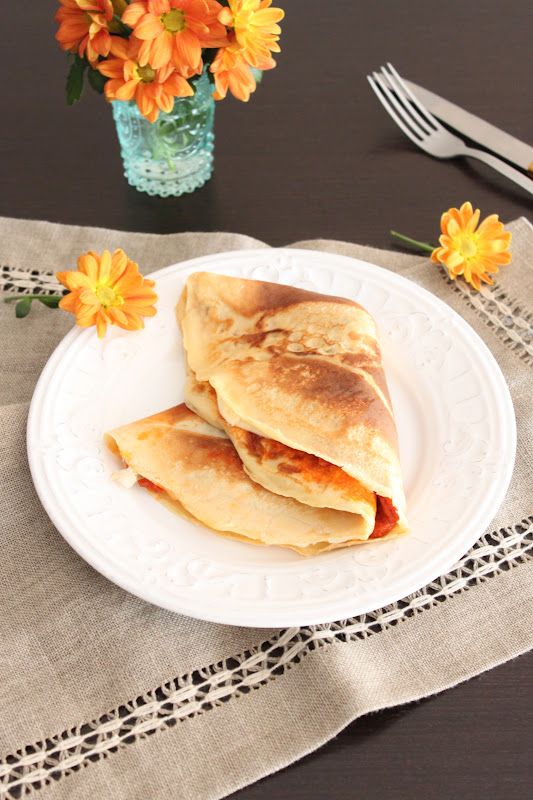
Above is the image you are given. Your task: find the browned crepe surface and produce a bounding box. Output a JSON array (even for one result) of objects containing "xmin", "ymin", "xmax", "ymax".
[
  {"xmin": 177, "ymin": 272, "xmax": 408, "ymax": 535},
  {"xmin": 105, "ymin": 405, "xmax": 402, "ymax": 555}
]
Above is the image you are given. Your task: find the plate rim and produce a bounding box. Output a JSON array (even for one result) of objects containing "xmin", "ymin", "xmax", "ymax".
[{"xmin": 27, "ymin": 247, "xmax": 517, "ymax": 627}]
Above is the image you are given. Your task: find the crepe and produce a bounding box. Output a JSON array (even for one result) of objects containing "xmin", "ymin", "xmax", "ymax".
[
  {"xmin": 185, "ymin": 366, "xmax": 377, "ymax": 523},
  {"xmin": 177, "ymin": 272, "xmax": 408, "ymax": 539},
  {"xmin": 105, "ymin": 405, "xmax": 397, "ymax": 556}
]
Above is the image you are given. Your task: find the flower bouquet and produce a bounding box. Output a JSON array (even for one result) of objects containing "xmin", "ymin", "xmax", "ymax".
[{"xmin": 55, "ymin": 1, "xmax": 284, "ymax": 195}]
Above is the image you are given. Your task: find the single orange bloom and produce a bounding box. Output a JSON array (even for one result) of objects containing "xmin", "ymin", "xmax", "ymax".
[
  {"xmin": 123, "ymin": 0, "xmax": 228, "ymax": 73},
  {"xmin": 97, "ymin": 38, "xmax": 193, "ymax": 122},
  {"xmin": 430, "ymin": 202, "xmax": 512, "ymax": 291},
  {"xmin": 210, "ymin": 36, "xmax": 273, "ymax": 101},
  {"xmin": 218, "ymin": 0, "xmax": 283, "ymax": 68},
  {"xmin": 55, "ymin": 0, "xmax": 117, "ymax": 65},
  {"xmin": 56, "ymin": 249, "xmax": 158, "ymax": 339}
]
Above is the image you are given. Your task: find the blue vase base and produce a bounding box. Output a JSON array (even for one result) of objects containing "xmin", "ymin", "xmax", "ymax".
[{"xmin": 121, "ymin": 134, "xmax": 214, "ymax": 197}]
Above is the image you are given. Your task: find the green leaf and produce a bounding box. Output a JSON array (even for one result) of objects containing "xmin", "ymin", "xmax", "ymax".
[
  {"xmin": 4, "ymin": 294, "xmax": 63, "ymax": 314},
  {"xmin": 66, "ymin": 54, "xmax": 87, "ymax": 106},
  {"xmin": 15, "ymin": 298, "xmax": 32, "ymax": 318},
  {"xmin": 37, "ymin": 295, "xmax": 62, "ymax": 308},
  {"xmin": 87, "ymin": 67, "xmax": 108, "ymax": 95},
  {"xmin": 250, "ymin": 67, "xmax": 263, "ymax": 84}
]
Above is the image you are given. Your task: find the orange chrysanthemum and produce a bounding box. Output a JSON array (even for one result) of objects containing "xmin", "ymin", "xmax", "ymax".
[
  {"xmin": 210, "ymin": 39, "xmax": 271, "ymax": 101},
  {"xmin": 97, "ymin": 38, "xmax": 194, "ymax": 122},
  {"xmin": 430, "ymin": 202, "xmax": 512, "ymax": 291},
  {"xmin": 55, "ymin": 0, "xmax": 119, "ymax": 65},
  {"xmin": 56, "ymin": 249, "xmax": 158, "ymax": 339},
  {"xmin": 123, "ymin": 0, "xmax": 227, "ymax": 74},
  {"xmin": 218, "ymin": 0, "xmax": 283, "ymax": 68}
]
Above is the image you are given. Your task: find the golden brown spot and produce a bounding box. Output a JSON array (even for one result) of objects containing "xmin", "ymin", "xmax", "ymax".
[
  {"xmin": 265, "ymin": 356, "xmax": 398, "ymax": 449},
  {"xmin": 237, "ymin": 329, "xmax": 286, "ymax": 348},
  {"xmin": 173, "ymin": 431, "xmax": 244, "ymax": 475},
  {"xmin": 212, "ymin": 275, "xmax": 361, "ymax": 320},
  {"xmin": 160, "ymin": 404, "xmax": 196, "ymax": 425}
]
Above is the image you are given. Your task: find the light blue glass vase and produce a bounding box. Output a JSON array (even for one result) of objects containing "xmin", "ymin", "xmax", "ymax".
[{"xmin": 111, "ymin": 70, "xmax": 215, "ymax": 197}]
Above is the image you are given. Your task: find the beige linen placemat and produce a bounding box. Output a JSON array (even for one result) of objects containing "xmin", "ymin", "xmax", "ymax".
[{"xmin": 0, "ymin": 215, "xmax": 531, "ymax": 799}]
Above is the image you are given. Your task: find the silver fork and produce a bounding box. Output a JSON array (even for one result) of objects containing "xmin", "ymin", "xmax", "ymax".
[{"xmin": 367, "ymin": 63, "xmax": 533, "ymax": 197}]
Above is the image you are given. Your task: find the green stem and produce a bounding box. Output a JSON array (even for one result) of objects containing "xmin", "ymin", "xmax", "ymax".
[
  {"xmin": 390, "ymin": 230, "xmax": 435, "ymax": 253},
  {"xmin": 3, "ymin": 294, "xmax": 63, "ymax": 303},
  {"xmin": 111, "ymin": 14, "xmax": 131, "ymax": 35}
]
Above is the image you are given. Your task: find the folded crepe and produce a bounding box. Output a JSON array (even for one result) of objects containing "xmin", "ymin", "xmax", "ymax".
[
  {"xmin": 184, "ymin": 366, "xmax": 379, "ymax": 525},
  {"xmin": 177, "ymin": 272, "xmax": 408, "ymax": 541},
  {"xmin": 105, "ymin": 405, "xmax": 396, "ymax": 556}
]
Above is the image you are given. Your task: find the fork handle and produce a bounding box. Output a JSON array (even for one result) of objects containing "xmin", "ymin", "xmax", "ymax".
[{"xmin": 464, "ymin": 147, "xmax": 533, "ymax": 196}]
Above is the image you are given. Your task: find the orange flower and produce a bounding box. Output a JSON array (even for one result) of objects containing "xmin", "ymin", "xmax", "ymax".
[
  {"xmin": 123, "ymin": 0, "xmax": 227, "ymax": 73},
  {"xmin": 210, "ymin": 40, "xmax": 269, "ymax": 101},
  {"xmin": 218, "ymin": 0, "xmax": 283, "ymax": 68},
  {"xmin": 431, "ymin": 202, "xmax": 512, "ymax": 290},
  {"xmin": 97, "ymin": 38, "xmax": 193, "ymax": 122},
  {"xmin": 55, "ymin": 0, "xmax": 117, "ymax": 65},
  {"xmin": 56, "ymin": 250, "xmax": 158, "ymax": 339}
]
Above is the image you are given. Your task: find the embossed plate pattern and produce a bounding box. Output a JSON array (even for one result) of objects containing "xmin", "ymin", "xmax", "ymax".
[{"xmin": 27, "ymin": 249, "xmax": 516, "ymax": 627}]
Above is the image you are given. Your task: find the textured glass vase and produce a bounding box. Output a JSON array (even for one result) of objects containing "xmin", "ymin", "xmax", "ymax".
[{"xmin": 111, "ymin": 70, "xmax": 215, "ymax": 197}]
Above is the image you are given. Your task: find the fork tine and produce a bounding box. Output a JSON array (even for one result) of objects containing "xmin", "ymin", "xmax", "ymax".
[
  {"xmin": 371, "ymin": 72, "xmax": 428, "ymax": 140},
  {"xmin": 379, "ymin": 64, "xmax": 436, "ymax": 135},
  {"xmin": 367, "ymin": 74, "xmax": 424, "ymax": 147},
  {"xmin": 384, "ymin": 62, "xmax": 445, "ymax": 133}
]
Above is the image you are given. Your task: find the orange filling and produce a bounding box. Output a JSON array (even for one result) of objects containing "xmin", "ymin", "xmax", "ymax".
[
  {"xmin": 234, "ymin": 428, "xmax": 400, "ymax": 536},
  {"xmin": 137, "ymin": 476, "xmax": 166, "ymax": 493},
  {"xmin": 371, "ymin": 496, "xmax": 399, "ymax": 539},
  {"xmin": 234, "ymin": 428, "xmax": 371, "ymax": 499}
]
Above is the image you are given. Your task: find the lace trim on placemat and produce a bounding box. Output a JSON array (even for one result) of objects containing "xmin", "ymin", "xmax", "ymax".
[
  {"xmin": 0, "ymin": 266, "xmax": 60, "ymax": 297},
  {"xmin": 0, "ymin": 518, "xmax": 531, "ymax": 798},
  {"xmin": 439, "ymin": 265, "xmax": 533, "ymax": 365}
]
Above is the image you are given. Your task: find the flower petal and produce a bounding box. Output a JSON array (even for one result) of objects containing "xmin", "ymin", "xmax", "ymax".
[
  {"xmin": 56, "ymin": 270, "xmax": 92, "ymax": 290},
  {"xmin": 115, "ymin": 79, "xmax": 138, "ymax": 101},
  {"xmin": 134, "ymin": 15, "xmax": 164, "ymax": 40},
  {"xmin": 96, "ymin": 311, "xmax": 109, "ymax": 338},
  {"xmin": 174, "ymin": 29, "xmax": 202, "ymax": 70},
  {"xmin": 445, "ymin": 250, "xmax": 464, "ymax": 270},
  {"xmin": 109, "ymin": 250, "xmax": 130, "ymax": 284},
  {"xmin": 150, "ymin": 30, "xmax": 173, "ymax": 68},
  {"xmin": 77, "ymin": 253, "xmax": 100, "ymax": 285},
  {"xmin": 98, "ymin": 249, "xmax": 112, "ymax": 283},
  {"xmin": 121, "ymin": 2, "xmax": 146, "ymax": 26},
  {"xmin": 58, "ymin": 292, "xmax": 79, "ymax": 312}
]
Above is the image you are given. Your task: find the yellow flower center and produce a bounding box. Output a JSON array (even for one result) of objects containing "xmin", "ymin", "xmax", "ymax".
[
  {"xmin": 456, "ymin": 235, "xmax": 478, "ymax": 260},
  {"xmin": 136, "ymin": 64, "xmax": 156, "ymax": 83},
  {"xmin": 161, "ymin": 8, "xmax": 186, "ymax": 34},
  {"xmin": 95, "ymin": 285, "xmax": 123, "ymax": 308}
]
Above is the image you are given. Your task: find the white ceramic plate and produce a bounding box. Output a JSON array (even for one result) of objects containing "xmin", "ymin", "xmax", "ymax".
[{"xmin": 27, "ymin": 248, "xmax": 516, "ymax": 627}]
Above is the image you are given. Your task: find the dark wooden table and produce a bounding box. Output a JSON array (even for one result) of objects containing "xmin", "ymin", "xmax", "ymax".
[{"xmin": 1, "ymin": 2, "xmax": 531, "ymax": 798}]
